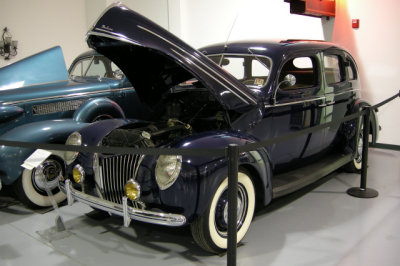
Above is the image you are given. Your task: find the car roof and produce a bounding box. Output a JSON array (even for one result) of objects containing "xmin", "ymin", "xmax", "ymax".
[
  {"xmin": 200, "ymin": 40, "xmax": 344, "ymax": 58},
  {"xmin": 74, "ymin": 49, "xmax": 100, "ymax": 59}
]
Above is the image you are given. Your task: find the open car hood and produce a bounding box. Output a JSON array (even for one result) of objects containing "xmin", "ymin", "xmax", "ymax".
[{"xmin": 86, "ymin": 3, "xmax": 258, "ymax": 110}]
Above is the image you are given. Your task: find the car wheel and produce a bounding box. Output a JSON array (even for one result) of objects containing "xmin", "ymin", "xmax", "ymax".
[
  {"xmin": 344, "ymin": 118, "xmax": 364, "ymax": 173},
  {"xmin": 13, "ymin": 157, "xmax": 66, "ymax": 208},
  {"xmin": 190, "ymin": 170, "xmax": 256, "ymax": 253}
]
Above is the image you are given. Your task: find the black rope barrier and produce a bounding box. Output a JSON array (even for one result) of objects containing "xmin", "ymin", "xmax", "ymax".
[{"xmin": 0, "ymin": 91, "xmax": 398, "ymax": 265}]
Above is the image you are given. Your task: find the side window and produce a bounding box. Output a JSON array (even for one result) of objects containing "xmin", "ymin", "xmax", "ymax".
[
  {"xmin": 278, "ymin": 56, "xmax": 318, "ymax": 90},
  {"xmin": 221, "ymin": 57, "xmax": 245, "ymax": 79},
  {"xmin": 346, "ymin": 57, "xmax": 358, "ymax": 80},
  {"xmin": 251, "ymin": 58, "xmax": 270, "ymax": 86},
  {"xmin": 324, "ymin": 54, "xmax": 344, "ymax": 85},
  {"xmin": 70, "ymin": 59, "xmax": 91, "ymax": 77},
  {"xmin": 208, "ymin": 54, "xmax": 272, "ymax": 87},
  {"xmin": 85, "ymin": 57, "xmax": 107, "ymax": 77}
]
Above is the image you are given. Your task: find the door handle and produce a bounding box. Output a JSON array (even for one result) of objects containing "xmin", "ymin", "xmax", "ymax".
[{"xmin": 318, "ymin": 101, "xmax": 335, "ymax": 107}]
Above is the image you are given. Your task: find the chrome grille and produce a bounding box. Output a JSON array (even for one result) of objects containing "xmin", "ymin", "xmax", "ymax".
[
  {"xmin": 100, "ymin": 154, "xmax": 143, "ymax": 204},
  {"xmin": 32, "ymin": 99, "xmax": 86, "ymax": 115}
]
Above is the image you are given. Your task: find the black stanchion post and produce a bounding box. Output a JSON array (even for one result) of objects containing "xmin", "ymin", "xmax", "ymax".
[
  {"xmin": 227, "ymin": 144, "xmax": 239, "ymax": 266},
  {"xmin": 347, "ymin": 106, "xmax": 379, "ymax": 198}
]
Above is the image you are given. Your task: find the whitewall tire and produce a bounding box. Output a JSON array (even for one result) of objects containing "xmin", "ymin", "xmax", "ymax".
[
  {"xmin": 191, "ymin": 171, "xmax": 256, "ymax": 253},
  {"xmin": 345, "ymin": 119, "xmax": 364, "ymax": 173},
  {"xmin": 14, "ymin": 158, "xmax": 66, "ymax": 208}
]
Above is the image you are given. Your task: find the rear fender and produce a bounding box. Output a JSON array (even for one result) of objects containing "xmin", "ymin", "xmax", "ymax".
[
  {"xmin": 0, "ymin": 119, "xmax": 88, "ymax": 184},
  {"xmin": 348, "ymin": 100, "xmax": 379, "ymax": 143},
  {"xmin": 73, "ymin": 98, "xmax": 125, "ymax": 122}
]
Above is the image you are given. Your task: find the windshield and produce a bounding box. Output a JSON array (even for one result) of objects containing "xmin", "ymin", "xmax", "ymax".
[
  {"xmin": 69, "ymin": 55, "xmax": 124, "ymax": 80},
  {"xmin": 208, "ymin": 54, "xmax": 272, "ymax": 88}
]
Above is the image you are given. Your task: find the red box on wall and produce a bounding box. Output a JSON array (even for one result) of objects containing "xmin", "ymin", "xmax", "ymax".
[
  {"xmin": 352, "ymin": 19, "xmax": 360, "ymax": 29},
  {"xmin": 286, "ymin": 0, "xmax": 336, "ymax": 17}
]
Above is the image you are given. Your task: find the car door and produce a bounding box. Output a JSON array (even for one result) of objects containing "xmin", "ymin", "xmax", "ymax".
[
  {"xmin": 269, "ymin": 53, "xmax": 326, "ymax": 172},
  {"xmin": 322, "ymin": 50, "xmax": 358, "ymax": 148}
]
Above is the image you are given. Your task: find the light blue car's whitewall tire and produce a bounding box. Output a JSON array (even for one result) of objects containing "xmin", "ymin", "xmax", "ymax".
[{"xmin": 14, "ymin": 158, "xmax": 66, "ymax": 208}]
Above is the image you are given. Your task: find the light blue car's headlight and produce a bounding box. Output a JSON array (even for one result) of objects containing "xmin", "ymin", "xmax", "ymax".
[
  {"xmin": 155, "ymin": 155, "xmax": 182, "ymax": 190},
  {"xmin": 65, "ymin": 132, "xmax": 82, "ymax": 165}
]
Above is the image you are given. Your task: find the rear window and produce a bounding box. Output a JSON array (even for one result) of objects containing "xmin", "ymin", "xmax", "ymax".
[{"xmin": 324, "ymin": 55, "xmax": 344, "ymax": 85}]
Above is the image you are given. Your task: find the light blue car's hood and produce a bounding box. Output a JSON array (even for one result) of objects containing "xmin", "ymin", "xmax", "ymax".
[{"xmin": 0, "ymin": 46, "xmax": 68, "ymax": 91}]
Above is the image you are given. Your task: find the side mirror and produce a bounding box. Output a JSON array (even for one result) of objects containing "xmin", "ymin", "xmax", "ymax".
[
  {"xmin": 279, "ymin": 74, "xmax": 296, "ymax": 88},
  {"xmin": 271, "ymin": 74, "xmax": 297, "ymax": 105}
]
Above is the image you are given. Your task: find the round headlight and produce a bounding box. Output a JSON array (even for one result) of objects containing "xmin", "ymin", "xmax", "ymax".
[
  {"xmin": 65, "ymin": 131, "xmax": 82, "ymax": 165},
  {"xmin": 155, "ymin": 155, "xmax": 182, "ymax": 190}
]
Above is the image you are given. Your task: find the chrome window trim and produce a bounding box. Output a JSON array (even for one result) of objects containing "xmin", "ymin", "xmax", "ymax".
[{"xmin": 2, "ymin": 87, "xmax": 134, "ymax": 106}]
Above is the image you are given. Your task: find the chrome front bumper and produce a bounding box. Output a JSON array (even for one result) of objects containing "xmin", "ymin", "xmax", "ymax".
[{"xmin": 60, "ymin": 179, "xmax": 186, "ymax": 227}]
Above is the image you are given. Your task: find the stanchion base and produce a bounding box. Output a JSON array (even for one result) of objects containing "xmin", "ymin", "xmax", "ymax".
[{"xmin": 347, "ymin": 187, "xmax": 378, "ymax": 198}]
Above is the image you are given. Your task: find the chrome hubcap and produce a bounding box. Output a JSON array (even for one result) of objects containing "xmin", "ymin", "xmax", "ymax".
[
  {"xmin": 214, "ymin": 184, "xmax": 248, "ymax": 237},
  {"xmin": 32, "ymin": 159, "xmax": 63, "ymax": 193}
]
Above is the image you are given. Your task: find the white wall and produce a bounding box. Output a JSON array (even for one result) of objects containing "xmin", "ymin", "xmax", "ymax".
[
  {"xmin": 179, "ymin": 0, "xmax": 324, "ymax": 48},
  {"xmin": 324, "ymin": 0, "xmax": 400, "ymax": 145},
  {"xmin": 0, "ymin": 0, "xmax": 88, "ymax": 68}
]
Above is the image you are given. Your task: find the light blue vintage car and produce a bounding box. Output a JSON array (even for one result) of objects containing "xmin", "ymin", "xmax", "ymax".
[{"xmin": 0, "ymin": 46, "xmax": 145, "ymax": 208}]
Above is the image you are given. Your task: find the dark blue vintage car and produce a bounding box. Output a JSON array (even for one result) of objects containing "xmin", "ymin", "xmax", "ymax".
[
  {"xmin": 0, "ymin": 46, "xmax": 145, "ymax": 208},
  {"xmin": 60, "ymin": 3, "xmax": 378, "ymax": 253}
]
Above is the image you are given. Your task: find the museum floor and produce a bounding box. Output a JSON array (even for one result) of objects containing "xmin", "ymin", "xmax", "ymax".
[{"xmin": 0, "ymin": 148, "xmax": 399, "ymax": 266}]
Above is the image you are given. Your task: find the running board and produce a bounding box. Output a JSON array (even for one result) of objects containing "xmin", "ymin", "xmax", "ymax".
[{"xmin": 272, "ymin": 153, "xmax": 353, "ymax": 199}]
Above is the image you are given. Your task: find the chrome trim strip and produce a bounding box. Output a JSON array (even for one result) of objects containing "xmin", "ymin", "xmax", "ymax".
[
  {"xmin": 325, "ymin": 88, "xmax": 360, "ymax": 97},
  {"xmin": 137, "ymin": 25, "xmax": 257, "ymax": 105},
  {"xmin": 2, "ymin": 87, "xmax": 134, "ymax": 105},
  {"xmin": 87, "ymin": 2, "xmax": 124, "ymax": 35},
  {"xmin": 60, "ymin": 180, "xmax": 186, "ymax": 227},
  {"xmin": 265, "ymin": 96, "xmax": 326, "ymax": 108},
  {"xmin": 266, "ymin": 88, "xmax": 361, "ymax": 108},
  {"xmin": 87, "ymin": 31, "xmax": 144, "ymax": 48}
]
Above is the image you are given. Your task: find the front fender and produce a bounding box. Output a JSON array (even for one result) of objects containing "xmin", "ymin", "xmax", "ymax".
[
  {"xmin": 73, "ymin": 98, "xmax": 125, "ymax": 122},
  {"xmin": 0, "ymin": 119, "xmax": 89, "ymax": 184},
  {"xmin": 159, "ymin": 131, "xmax": 272, "ymax": 222},
  {"xmin": 0, "ymin": 105, "xmax": 24, "ymax": 123}
]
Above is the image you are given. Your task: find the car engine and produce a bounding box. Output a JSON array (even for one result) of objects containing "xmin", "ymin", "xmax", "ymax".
[{"xmin": 101, "ymin": 86, "xmax": 232, "ymax": 148}]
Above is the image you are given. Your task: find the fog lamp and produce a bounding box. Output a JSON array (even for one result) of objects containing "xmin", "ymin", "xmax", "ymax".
[
  {"xmin": 72, "ymin": 165, "xmax": 85, "ymax": 184},
  {"xmin": 125, "ymin": 179, "xmax": 141, "ymax": 201}
]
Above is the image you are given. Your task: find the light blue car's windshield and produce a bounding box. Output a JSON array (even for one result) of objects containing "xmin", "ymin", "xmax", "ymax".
[
  {"xmin": 208, "ymin": 54, "xmax": 272, "ymax": 88},
  {"xmin": 69, "ymin": 55, "xmax": 125, "ymax": 80}
]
